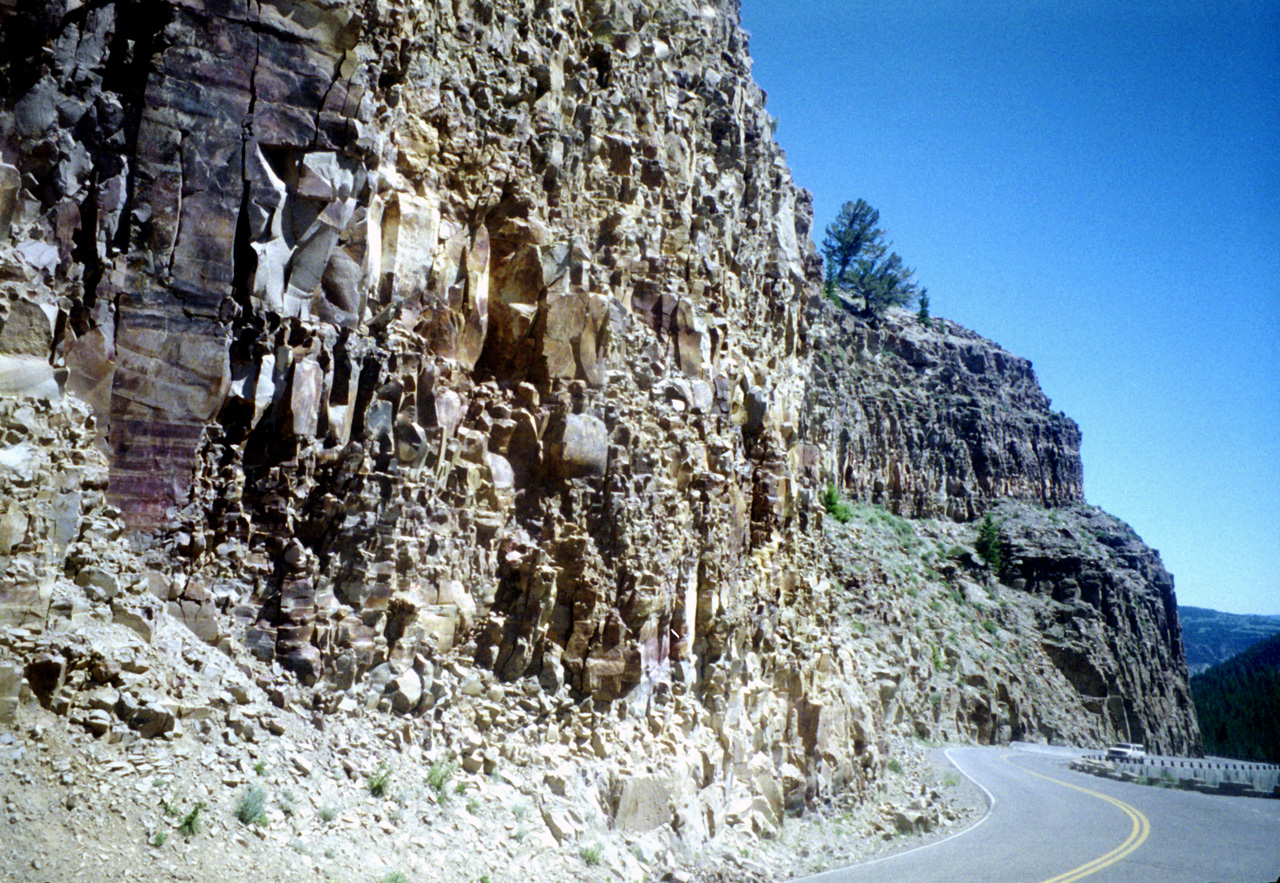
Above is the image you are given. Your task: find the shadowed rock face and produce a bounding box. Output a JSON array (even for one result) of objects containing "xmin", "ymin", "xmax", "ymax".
[
  {"xmin": 996, "ymin": 502, "xmax": 1200, "ymax": 756},
  {"xmin": 0, "ymin": 0, "xmax": 1198, "ymax": 840}
]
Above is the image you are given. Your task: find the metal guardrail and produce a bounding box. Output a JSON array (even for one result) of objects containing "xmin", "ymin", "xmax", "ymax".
[{"xmin": 1073, "ymin": 755, "xmax": 1280, "ymax": 799}]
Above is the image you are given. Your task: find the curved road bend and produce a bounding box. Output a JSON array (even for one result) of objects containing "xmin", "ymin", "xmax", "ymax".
[{"xmin": 792, "ymin": 746, "xmax": 1280, "ymax": 883}]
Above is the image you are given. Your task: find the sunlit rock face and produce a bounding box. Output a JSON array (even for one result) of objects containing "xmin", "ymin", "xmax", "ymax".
[{"xmin": 0, "ymin": 0, "xmax": 1197, "ymax": 843}]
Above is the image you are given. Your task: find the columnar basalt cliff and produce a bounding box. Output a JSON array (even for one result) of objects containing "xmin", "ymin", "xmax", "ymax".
[
  {"xmin": 0, "ymin": 0, "xmax": 1198, "ymax": 878},
  {"xmin": 802, "ymin": 301, "xmax": 1196, "ymax": 754},
  {"xmin": 804, "ymin": 304, "xmax": 1084, "ymax": 521}
]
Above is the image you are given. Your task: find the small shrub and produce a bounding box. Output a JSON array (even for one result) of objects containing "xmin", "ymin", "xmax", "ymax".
[
  {"xmin": 318, "ymin": 803, "xmax": 339, "ymax": 823},
  {"xmin": 512, "ymin": 802, "xmax": 530, "ymax": 822},
  {"xmin": 886, "ymin": 759, "xmax": 903, "ymax": 774},
  {"xmin": 177, "ymin": 801, "xmax": 205, "ymax": 837},
  {"xmin": 253, "ymin": 760, "xmax": 267, "ymax": 776},
  {"xmin": 982, "ymin": 619, "xmax": 998, "ymax": 635},
  {"xmin": 822, "ymin": 484, "xmax": 854, "ymax": 524},
  {"xmin": 454, "ymin": 780, "xmax": 467, "ymax": 796},
  {"xmin": 427, "ymin": 758, "xmax": 455, "ymax": 801},
  {"xmin": 152, "ymin": 830, "xmax": 168, "ymax": 848},
  {"xmin": 382, "ymin": 872, "xmax": 408, "ymax": 883},
  {"xmin": 943, "ymin": 772, "xmax": 961, "ymax": 788},
  {"xmin": 466, "ymin": 796, "xmax": 481, "ymax": 814},
  {"xmin": 367, "ymin": 762, "xmax": 392, "ymax": 798},
  {"xmin": 581, "ymin": 843, "xmax": 603, "ymax": 866},
  {"xmin": 279, "ymin": 789, "xmax": 296, "ymax": 817},
  {"xmin": 236, "ymin": 786, "xmax": 269, "ymax": 826}
]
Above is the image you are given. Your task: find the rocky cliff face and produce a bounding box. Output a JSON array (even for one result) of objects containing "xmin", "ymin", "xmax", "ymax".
[
  {"xmin": 0, "ymin": 0, "xmax": 1198, "ymax": 877},
  {"xmin": 1, "ymin": 0, "xmax": 861, "ymax": 843},
  {"xmin": 804, "ymin": 304, "xmax": 1083, "ymax": 521},
  {"xmin": 802, "ymin": 301, "xmax": 1196, "ymax": 754}
]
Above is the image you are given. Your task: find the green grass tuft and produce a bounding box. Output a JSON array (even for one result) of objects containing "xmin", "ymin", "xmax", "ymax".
[
  {"xmin": 236, "ymin": 786, "xmax": 269, "ymax": 826},
  {"xmin": 427, "ymin": 758, "xmax": 456, "ymax": 801},
  {"xmin": 367, "ymin": 762, "xmax": 392, "ymax": 798},
  {"xmin": 177, "ymin": 801, "xmax": 205, "ymax": 837}
]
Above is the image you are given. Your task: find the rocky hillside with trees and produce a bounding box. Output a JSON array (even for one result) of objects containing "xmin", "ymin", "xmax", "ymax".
[
  {"xmin": 1191, "ymin": 633, "xmax": 1280, "ymax": 764},
  {"xmin": 0, "ymin": 0, "xmax": 1200, "ymax": 880},
  {"xmin": 1179, "ymin": 606, "xmax": 1280, "ymax": 674}
]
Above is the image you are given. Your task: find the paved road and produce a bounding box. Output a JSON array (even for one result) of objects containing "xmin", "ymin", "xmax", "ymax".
[{"xmin": 793, "ymin": 745, "xmax": 1280, "ymax": 883}]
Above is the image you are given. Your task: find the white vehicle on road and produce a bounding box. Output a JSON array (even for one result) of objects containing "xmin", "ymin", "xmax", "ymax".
[{"xmin": 1105, "ymin": 742, "xmax": 1146, "ymax": 761}]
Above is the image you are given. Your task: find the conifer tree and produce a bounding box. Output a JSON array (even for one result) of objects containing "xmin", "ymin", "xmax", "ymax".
[
  {"xmin": 975, "ymin": 512, "xmax": 1002, "ymax": 573},
  {"xmin": 821, "ymin": 199, "xmax": 920, "ymax": 317}
]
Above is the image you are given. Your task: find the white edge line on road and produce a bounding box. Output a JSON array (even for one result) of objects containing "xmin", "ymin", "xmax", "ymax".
[{"xmin": 793, "ymin": 747, "xmax": 998, "ymax": 882}]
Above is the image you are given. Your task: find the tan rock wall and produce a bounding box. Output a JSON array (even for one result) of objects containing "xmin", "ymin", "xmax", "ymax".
[
  {"xmin": 0, "ymin": 395, "xmax": 114, "ymax": 628},
  {"xmin": 0, "ymin": 0, "xmax": 1199, "ymax": 844},
  {"xmin": 0, "ymin": 0, "xmax": 858, "ymax": 826}
]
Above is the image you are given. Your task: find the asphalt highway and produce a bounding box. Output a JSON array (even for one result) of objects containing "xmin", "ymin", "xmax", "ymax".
[{"xmin": 792, "ymin": 745, "xmax": 1280, "ymax": 883}]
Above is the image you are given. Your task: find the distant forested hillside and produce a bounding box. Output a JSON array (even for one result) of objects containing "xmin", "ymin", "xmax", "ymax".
[
  {"xmin": 1190, "ymin": 632, "xmax": 1280, "ymax": 763},
  {"xmin": 1178, "ymin": 606, "xmax": 1280, "ymax": 674}
]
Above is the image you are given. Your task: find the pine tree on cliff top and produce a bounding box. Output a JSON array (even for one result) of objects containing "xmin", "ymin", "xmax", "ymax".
[{"xmin": 821, "ymin": 198, "xmax": 921, "ymax": 317}]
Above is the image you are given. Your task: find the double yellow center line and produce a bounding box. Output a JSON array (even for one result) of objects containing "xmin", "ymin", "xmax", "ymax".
[{"xmin": 1002, "ymin": 754, "xmax": 1152, "ymax": 883}]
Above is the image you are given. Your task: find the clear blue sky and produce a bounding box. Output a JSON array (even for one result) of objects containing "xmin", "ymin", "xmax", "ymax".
[{"xmin": 739, "ymin": 0, "xmax": 1280, "ymax": 616}]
